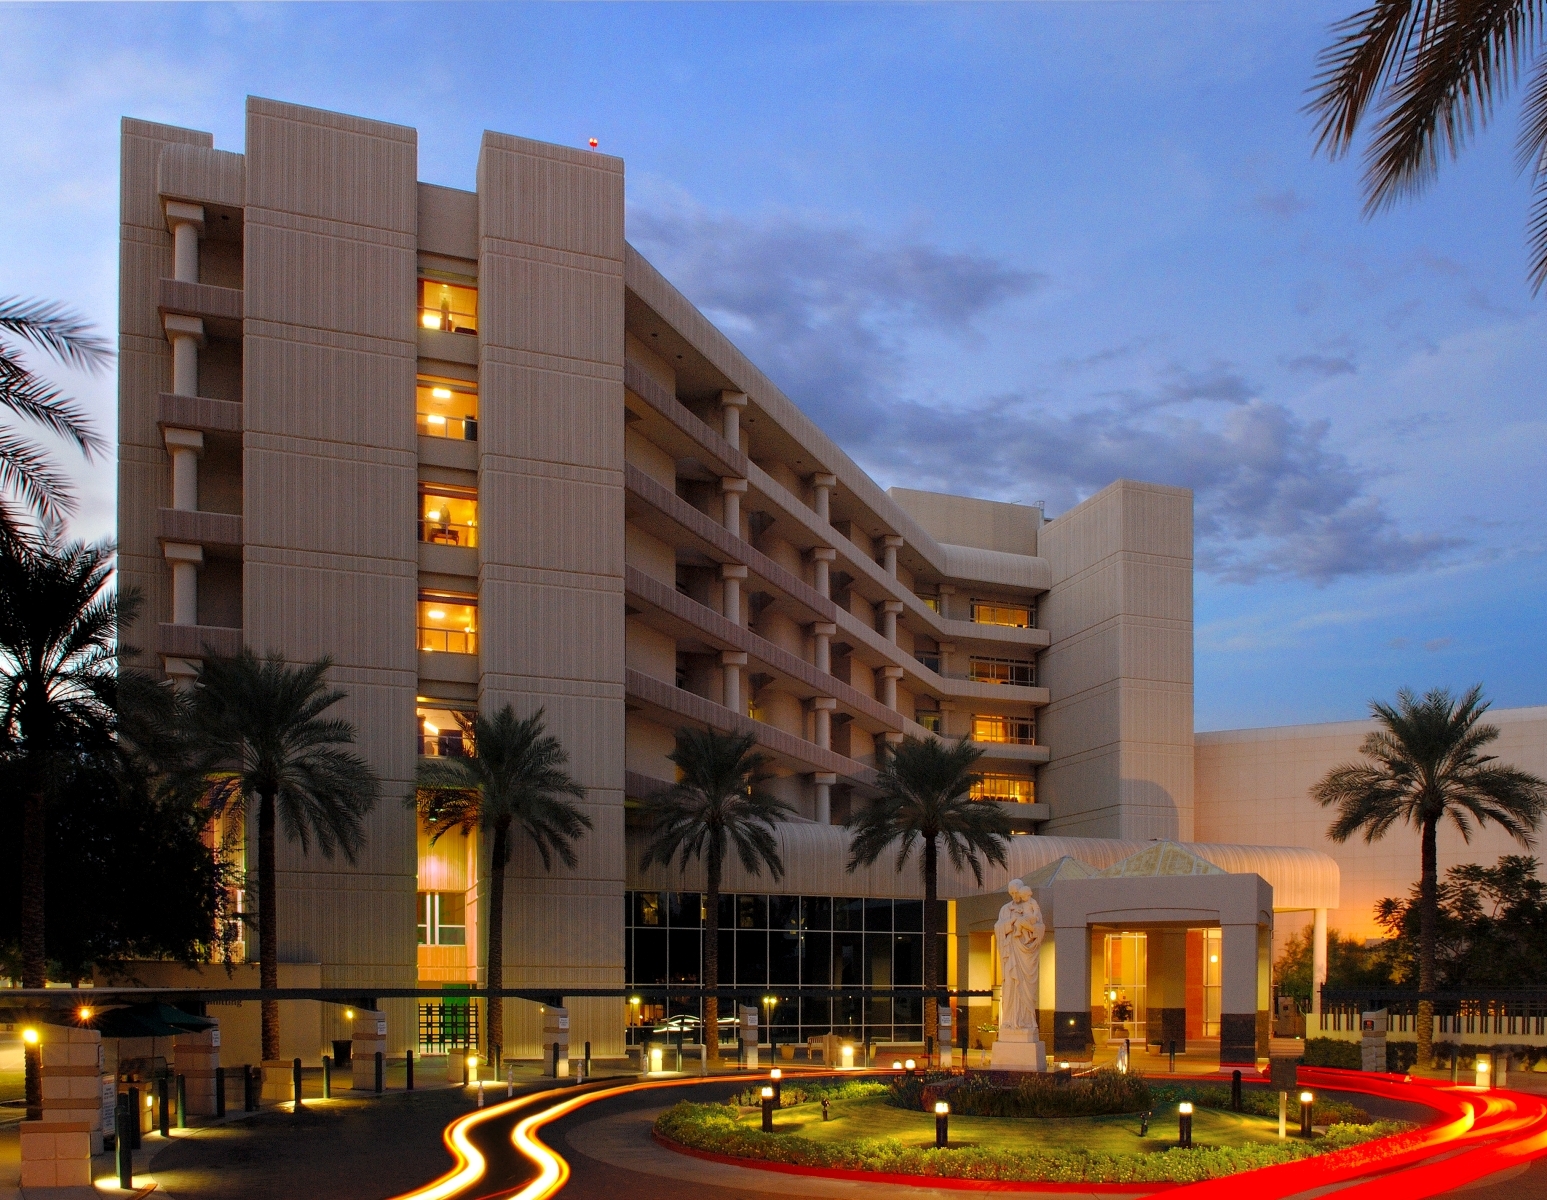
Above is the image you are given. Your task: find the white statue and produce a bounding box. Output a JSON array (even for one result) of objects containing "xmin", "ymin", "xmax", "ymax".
[{"xmin": 991, "ymin": 878, "xmax": 1047, "ymax": 1071}]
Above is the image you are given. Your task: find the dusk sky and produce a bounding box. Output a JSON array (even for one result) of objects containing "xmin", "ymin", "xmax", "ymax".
[{"xmin": 2, "ymin": 2, "xmax": 1543, "ymax": 731}]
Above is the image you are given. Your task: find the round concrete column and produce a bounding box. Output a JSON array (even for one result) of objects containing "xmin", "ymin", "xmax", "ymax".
[
  {"xmin": 720, "ymin": 650, "xmax": 748, "ymax": 715},
  {"xmin": 880, "ymin": 600, "xmax": 904, "ymax": 643},
  {"xmin": 719, "ymin": 390, "xmax": 747, "ymax": 448},
  {"xmin": 164, "ymin": 542, "xmax": 203, "ymax": 626},
  {"xmin": 165, "ymin": 201, "xmax": 205, "ymax": 284},
  {"xmin": 810, "ymin": 473, "xmax": 836, "ymax": 524},
  {"xmin": 811, "ymin": 547, "xmax": 836, "ymax": 598},
  {"xmin": 880, "ymin": 534, "xmax": 904, "ymax": 577},
  {"xmin": 720, "ymin": 563, "xmax": 748, "ymax": 625},
  {"xmin": 811, "ymin": 621, "xmax": 836, "ymax": 673},
  {"xmin": 164, "ymin": 314, "xmax": 205, "ymax": 397},
  {"xmin": 812, "ymin": 772, "xmax": 837, "ymax": 824},
  {"xmin": 164, "ymin": 428, "xmax": 204, "ymax": 511},
  {"xmin": 878, "ymin": 665, "xmax": 904, "ymax": 711},
  {"xmin": 811, "ymin": 696, "xmax": 837, "ymax": 750},
  {"xmin": 720, "ymin": 477, "xmax": 747, "ymax": 536}
]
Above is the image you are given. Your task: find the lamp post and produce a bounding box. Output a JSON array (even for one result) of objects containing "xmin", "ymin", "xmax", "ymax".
[
  {"xmin": 1299, "ymin": 1091, "xmax": 1315, "ymax": 1137},
  {"xmin": 761, "ymin": 1085, "xmax": 775, "ymax": 1132},
  {"xmin": 763, "ymin": 995, "xmax": 776, "ymax": 1059},
  {"xmin": 905, "ymin": 1058, "xmax": 916, "ymax": 1076},
  {"xmin": 1178, "ymin": 1101, "xmax": 1194, "ymax": 1149},
  {"xmin": 935, "ymin": 1100, "xmax": 950, "ymax": 1149}
]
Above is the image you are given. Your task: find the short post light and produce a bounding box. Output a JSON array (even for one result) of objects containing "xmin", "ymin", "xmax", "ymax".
[
  {"xmin": 649, "ymin": 1046, "xmax": 664, "ymax": 1075},
  {"xmin": 322, "ymin": 1055, "xmax": 333, "ymax": 1099},
  {"xmin": 934, "ymin": 1100, "xmax": 950, "ymax": 1149},
  {"xmin": 892, "ymin": 1060, "xmax": 903, "ymax": 1071},
  {"xmin": 769, "ymin": 1067, "xmax": 782, "ymax": 1106},
  {"xmin": 760, "ymin": 1085, "xmax": 775, "ymax": 1132},
  {"xmin": 822, "ymin": 1097, "xmax": 831, "ymax": 1121},
  {"xmin": 1299, "ymin": 1091, "xmax": 1315, "ymax": 1137},
  {"xmin": 466, "ymin": 1053, "xmax": 479, "ymax": 1086},
  {"xmin": 840, "ymin": 1042, "xmax": 855, "ymax": 1070},
  {"xmin": 905, "ymin": 1058, "xmax": 917, "ymax": 1076},
  {"xmin": 1178, "ymin": 1101, "xmax": 1194, "ymax": 1149},
  {"xmin": 1477, "ymin": 1054, "xmax": 1492, "ymax": 1089}
]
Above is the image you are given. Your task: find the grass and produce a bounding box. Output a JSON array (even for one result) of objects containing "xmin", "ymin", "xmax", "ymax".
[{"xmin": 654, "ymin": 1093, "xmax": 1413, "ymax": 1184}]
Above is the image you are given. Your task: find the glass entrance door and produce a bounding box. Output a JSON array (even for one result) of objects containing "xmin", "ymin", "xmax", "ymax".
[{"xmin": 1102, "ymin": 932, "xmax": 1147, "ymax": 1043}]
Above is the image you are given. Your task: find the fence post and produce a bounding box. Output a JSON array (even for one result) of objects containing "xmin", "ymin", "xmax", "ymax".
[
  {"xmin": 158, "ymin": 1076, "xmax": 170, "ymax": 1137},
  {"xmin": 215, "ymin": 1066, "xmax": 226, "ymax": 1119}
]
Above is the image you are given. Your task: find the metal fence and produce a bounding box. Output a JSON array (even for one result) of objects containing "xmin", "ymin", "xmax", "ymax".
[
  {"xmin": 1319, "ymin": 988, "xmax": 1547, "ymax": 1042},
  {"xmin": 418, "ymin": 1002, "xmax": 479, "ymax": 1053}
]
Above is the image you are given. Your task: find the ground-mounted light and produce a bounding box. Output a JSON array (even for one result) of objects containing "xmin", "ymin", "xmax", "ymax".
[
  {"xmin": 769, "ymin": 1067, "xmax": 781, "ymax": 1105},
  {"xmin": 1477, "ymin": 1055, "xmax": 1492, "ymax": 1089},
  {"xmin": 649, "ymin": 1047, "xmax": 663, "ymax": 1075},
  {"xmin": 934, "ymin": 1100, "xmax": 950, "ymax": 1149},
  {"xmin": 1299, "ymin": 1090, "xmax": 1315, "ymax": 1137},
  {"xmin": 840, "ymin": 1042, "xmax": 855, "ymax": 1069},
  {"xmin": 905, "ymin": 1058, "xmax": 916, "ymax": 1074},
  {"xmin": 760, "ymin": 1085, "xmax": 775, "ymax": 1132},
  {"xmin": 892, "ymin": 1060, "xmax": 903, "ymax": 1071},
  {"xmin": 1178, "ymin": 1101, "xmax": 1194, "ymax": 1149}
]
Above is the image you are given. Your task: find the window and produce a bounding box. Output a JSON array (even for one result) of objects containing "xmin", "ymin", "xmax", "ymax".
[
  {"xmin": 418, "ymin": 279, "xmax": 477, "ymax": 335},
  {"xmin": 971, "ymin": 600, "xmax": 1032, "ymax": 628},
  {"xmin": 917, "ymin": 652, "xmax": 941, "ymax": 673},
  {"xmin": 416, "ymin": 376, "xmax": 478, "ymax": 441},
  {"xmin": 969, "ymin": 656, "xmax": 1035, "ymax": 686},
  {"xmin": 418, "ymin": 591, "xmax": 477, "ymax": 654},
  {"xmin": 1102, "ymin": 932, "xmax": 1147, "ymax": 1037},
  {"xmin": 921, "ymin": 595, "xmax": 940, "ymax": 613},
  {"xmin": 417, "ymin": 891, "xmax": 467, "ymax": 945},
  {"xmin": 916, "ymin": 711, "xmax": 942, "ymax": 734},
  {"xmin": 970, "ymin": 774, "xmax": 1035, "ymax": 803},
  {"xmin": 417, "ymin": 703, "xmax": 475, "ymax": 758},
  {"xmin": 419, "ymin": 484, "xmax": 478, "ymax": 548},
  {"xmin": 1201, "ymin": 927, "xmax": 1222, "ymax": 1036},
  {"xmin": 971, "ymin": 714, "xmax": 1036, "ymax": 744}
]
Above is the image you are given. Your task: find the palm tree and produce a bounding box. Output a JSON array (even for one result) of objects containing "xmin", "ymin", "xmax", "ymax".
[
  {"xmin": 0, "ymin": 297, "xmax": 110, "ymax": 534},
  {"xmin": 0, "ymin": 534, "xmax": 131, "ymax": 993},
  {"xmin": 1309, "ymin": 2, "xmax": 1547, "ymax": 290},
  {"xmin": 414, "ymin": 706, "xmax": 590, "ymax": 1065},
  {"xmin": 1314, "ymin": 685, "xmax": 1547, "ymax": 1066},
  {"xmin": 845, "ymin": 736, "xmax": 1012, "ymax": 1052},
  {"xmin": 180, "ymin": 650, "xmax": 381, "ymax": 1061},
  {"xmin": 637, "ymin": 728, "xmax": 794, "ymax": 1064}
]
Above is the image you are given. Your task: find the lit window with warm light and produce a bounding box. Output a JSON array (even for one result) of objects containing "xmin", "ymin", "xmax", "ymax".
[
  {"xmin": 970, "ymin": 600, "xmax": 1033, "ymax": 628},
  {"xmin": 417, "ymin": 702, "xmax": 475, "ymax": 757},
  {"xmin": 416, "ymin": 375, "xmax": 478, "ymax": 441},
  {"xmin": 968, "ymin": 656, "xmax": 1035, "ymax": 686},
  {"xmin": 418, "ymin": 279, "xmax": 477, "ymax": 335},
  {"xmin": 971, "ymin": 714, "xmax": 1036, "ymax": 745},
  {"xmin": 418, "ymin": 484, "xmax": 478, "ymax": 549},
  {"xmin": 418, "ymin": 591, "xmax": 477, "ymax": 655},
  {"xmin": 417, "ymin": 891, "xmax": 466, "ymax": 946},
  {"xmin": 970, "ymin": 774, "xmax": 1035, "ymax": 803}
]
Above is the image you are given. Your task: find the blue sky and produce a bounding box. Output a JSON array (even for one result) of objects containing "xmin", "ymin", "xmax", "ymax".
[{"xmin": 2, "ymin": 2, "xmax": 1544, "ymax": 730}]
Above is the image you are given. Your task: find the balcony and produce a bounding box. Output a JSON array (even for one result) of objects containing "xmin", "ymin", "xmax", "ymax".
[
  {"xmin": 972, "ymin": 714, "xmax": 1035, "ymax": 745},
  {"xmin": 418, "ymin": 703, "xmax": 475, "ymax": 758},
  {"xmin": 418, "ymin": 486, "xmax": 478, "ymax": 549},
  {"xmin": 418, "ymin": 279, "xmax": 477, "ymax": 336},
  {"xmin": 968, "ymin": 656, "xmax": 1035, "ymax": 687},
  {"xmin": 157, "ymin": 508, "xmax": 243, "ymax": 553},
  {"xmin": 970, "ymin": 600, "xmax": 1034, "ymax": 629},
  {"xmin": 416, "ymin": 376, "xmax": 478, "ymax": 442},
  {"xmin": 418, "ymin": 593, "xmax": 477, "ymax": 655}
]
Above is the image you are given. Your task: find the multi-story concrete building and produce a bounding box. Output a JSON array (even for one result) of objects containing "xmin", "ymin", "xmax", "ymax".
[{"xmin": 123, "ymin": 97, "xmax": 1444, "ymax": 1065}]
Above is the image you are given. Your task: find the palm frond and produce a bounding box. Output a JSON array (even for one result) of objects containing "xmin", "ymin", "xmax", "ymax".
[{"xmin": 0, "ymin": 298, "xmax": 114, "ymax": 372}]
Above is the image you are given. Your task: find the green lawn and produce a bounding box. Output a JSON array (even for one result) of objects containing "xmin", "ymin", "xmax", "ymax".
[{"xmin": 755, "ymin": 1095, "xmax": 1289, "ymax": 1154}]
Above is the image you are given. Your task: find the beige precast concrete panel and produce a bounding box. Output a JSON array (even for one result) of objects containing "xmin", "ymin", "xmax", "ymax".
[
  {"xmin": 888, "ymin": 487, "xmax": 1042, "ymax": 558},
  {"xmin": 241, "ymin": 97, "xmax": 420, "ymax": 991},
  {"xmin": 475, "ymin": 131, "xmax": 627, "ymax": 1054},
  {"xmin": 1038, "ymin": 480, "xmax": 1195, "ymax": 841}
]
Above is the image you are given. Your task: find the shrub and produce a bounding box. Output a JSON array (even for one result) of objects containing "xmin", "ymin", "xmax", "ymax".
[
  {"xmin": 1150, "ymin": 1082, "xmax": 1369, "ymax": 1126},
  {"xmin": 653, "ymin": 1101, "xmax": 1412, "ymax": 1184},
  {"xmin": 889, "ymin": 1068, "xmax": 1151, "ymax": 1118},
  {"xmin": 1303, "ymin": 1039, "xmax": 1360, "ymax": 1069},
  {"xmin": 729, "ymin": 1079, "xmax": 889, "ymax": 1109}
]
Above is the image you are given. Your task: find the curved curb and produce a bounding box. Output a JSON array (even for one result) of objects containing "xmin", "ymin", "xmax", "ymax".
[{"xmin": 651, "ymin": 1128, "xmax": 1178, "ymax": 1193}]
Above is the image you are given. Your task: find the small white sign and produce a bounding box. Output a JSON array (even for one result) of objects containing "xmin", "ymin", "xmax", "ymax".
[
  {"xmin": 557, "ymin": 1017, "xmax": 569, "ymax": 1030},
  {"xmin": 211, "ymin": 1029, "xmax": 221, "ymax": 1048},
  {"xmin": 376, "ymin": 1020, "xmax": 387, "ymax": 1037}
]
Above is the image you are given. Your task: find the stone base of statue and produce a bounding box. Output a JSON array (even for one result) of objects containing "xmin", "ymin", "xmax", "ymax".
[{"xmin": 990, "ymin": 1028, "xmax": 1046, "ymax": 1072}]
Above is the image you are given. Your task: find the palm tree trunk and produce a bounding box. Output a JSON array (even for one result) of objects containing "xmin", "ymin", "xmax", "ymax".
[
  {"xmin": 922, "ymin": 834, "xmax": 939, "ymax": 1053},
  {"xmin": 21, "ymin": 785, "xmax": 46, "ymax": 989},
  {"xmin": 1417, "ymin": 816, "xmax": 1438, "ymax": 1068},
  {"xmin": 259, "ymin": 790, "xmax": 280, "ymax": 1063},
  {"xmin": 704, "ymin": 861, "xmax": 720, "ymax": 1064},
  {"xmin": 486, "ymin": 819, "xmax": 509, "ymax": 1065}
]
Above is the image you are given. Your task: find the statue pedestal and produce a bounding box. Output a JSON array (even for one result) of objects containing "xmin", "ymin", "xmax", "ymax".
[{"xmin": 990, "ymin": 1029, "xmax": 1046, "ymax": 1072}]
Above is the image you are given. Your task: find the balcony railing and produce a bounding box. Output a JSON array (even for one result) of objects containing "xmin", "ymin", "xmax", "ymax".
[
  {"xmin": 971, "ymin": 716, "xmax": 1036, "ymax": 745},
  {"xmin": 419, "ymin": 627, "xmax": 477, "ymax": 655},
  {"xmin": 968, "ymin": 657, "xmax": 1035, "ymax": 686},
  {"xmin": 417, "ymin": 411, "xmax": 478, "ymax": 441},
  {"xmin": 970, "ymin": 601, "xmax": 1034, "ymax": 629},
  {"xmin": 418, "ymin": 519, "xmax": 478, "ymax": 548},
  {"xmin": 419, "ymin": 730, "xmax": 474, "ymax": 758}
]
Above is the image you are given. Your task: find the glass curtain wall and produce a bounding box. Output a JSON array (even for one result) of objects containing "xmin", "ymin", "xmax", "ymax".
[{"xmin": 624, "ymin": 890, "xmax": 947, "ymax": 1048}]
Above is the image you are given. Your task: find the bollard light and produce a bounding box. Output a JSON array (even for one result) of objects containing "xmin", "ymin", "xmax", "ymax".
[
  {"xmin": 1477, "ymin": 1056, "xmax": 1492, "ymax": 1089},
  {"xmin": 1178, "ymin": 1101, "xmax": 1194, "ymax": 1149},
  {"xmin": 770, "ymin": 1067, "xmax": 782, "ymax": 1105},
  {"xmin": 761, "ymin": 1085, "xmax": 775, "ymax": 1133},
  {"xmin": 905, "ymin": 1058, "xmax": 916, "ymax": 1074},
  {"xmin": 841, "ymin": 1042, "xmax": 855, "ymax": 1069},
  {"xmin": 22, "ymin": 1028, "xmax": 38, "ymax": 1044},
  {"xmin": 649, "ymin": 1046, "xmax": 664, "ymax": 1075},
  {"xmin": 1299, "ymin": 1090, "xmax": 1315, "ymax": 1137},
  {"xmin": 934, "ymin": 1100, "xmax": 950, "ymax": 1149},
  {"xmin": 892, "ymin": 1060, "xmax": 903, "ymax": 1071}
]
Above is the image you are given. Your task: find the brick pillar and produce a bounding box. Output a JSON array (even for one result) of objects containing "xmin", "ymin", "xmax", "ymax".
[
  {"xmin": 41, "ymin": 1026, "xmax": 105, "ymax": 1153},
  {"xmin": 350, "ymin": 1010, "xmax": 387, "ymax": 1091},
  {"xmin": 20, "ymin": 1120, "xmax": 93, "ymax": 1189},
  {"xmin": 174, "ymin": 1026, "xmax": 221, "ymax": 1116}
]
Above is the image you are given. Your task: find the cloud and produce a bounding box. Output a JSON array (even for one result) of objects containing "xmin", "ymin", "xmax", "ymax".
[
  {"xmin": 1282, "ymin": 353, "xmax": 1357, "ymax": 377},
  {"xmin": 1424, "ymin": 637, "xmax": 1454, "ymax": 652},
  {"xmin": 1253, "ymin": 188, "xmax": 1311, "ymax": 218},
  {"xmin": 628, "ymin": 193, "xmax": 1461, "ymax": 586}
]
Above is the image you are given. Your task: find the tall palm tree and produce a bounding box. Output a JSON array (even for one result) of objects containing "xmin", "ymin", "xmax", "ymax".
[
  {"xmin": 180, "ymin": 650, "xmax": 381, "ymax": 1061},
  {"xmin": 1309, "ymin": 2, "xmax": 1547, "ymax": 290},
  {"xmin": 0, "ymin": 297, "xmax": 110, "ymax": 534},
  {"xmin": 414, "ymin": 706, "xmax": 590, "ymax": 1065},
  {"xmin": 637, "ymin": 728, "xmax": 793, "ymax": 1064},
  {"xmin": 845, "ymin": 736, "xmax": 1012, "ymax": 1052},
  {"xmin": 1314, "ymin": 685, "xmax": 1547, "ymax": 1066},
  {"xmin": 0, "ymin": 534, "xmax": 130, "ymax": 993}
]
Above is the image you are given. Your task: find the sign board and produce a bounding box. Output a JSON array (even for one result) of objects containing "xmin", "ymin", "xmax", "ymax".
[
  {"xmin": 210, "ymin": 1029, "xmax": 221, "ymax": 1048},
  {"xmin": 939, "ymin": 1007, "xmax": 952, "ymax": 1030}
]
